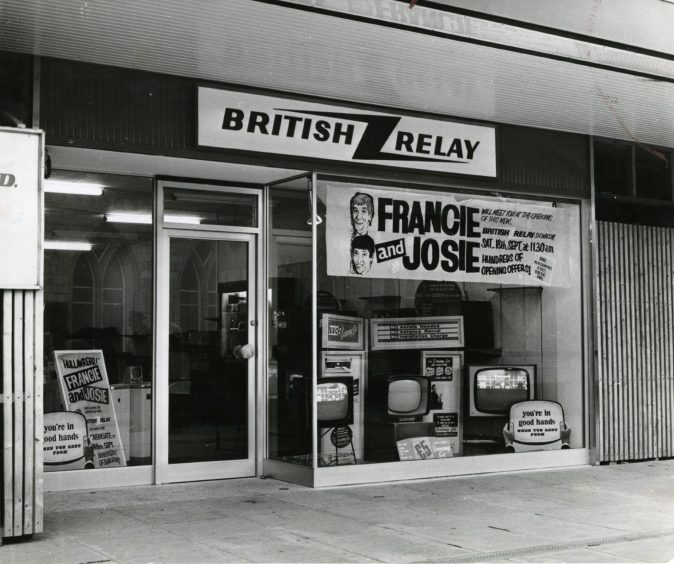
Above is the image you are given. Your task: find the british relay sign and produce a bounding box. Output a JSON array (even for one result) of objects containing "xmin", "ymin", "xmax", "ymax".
[
  {"xmin": 198, "ymin": 87, "xmax": 496, "ymax": 176},
  {"xmin": 327, "ymin": 185, "xmax": 573, "ymax": 287}
]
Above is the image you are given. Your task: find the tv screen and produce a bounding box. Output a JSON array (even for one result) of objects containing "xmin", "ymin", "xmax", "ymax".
[
  {"xmin": 316, "ymin": 377, "xmax": 354, "ymax": 428},
  {"xmin": 469, "ymin": 365, "xmax": 536, "ymax": 417},
  {"xmin": 386, "ymin": 375, "xmax": 431, "ymax": 419}
]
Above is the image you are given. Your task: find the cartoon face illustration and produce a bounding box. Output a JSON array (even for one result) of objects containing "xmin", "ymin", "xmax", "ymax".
[
  {"xmin": 350, "ymin": 192, "xmax": 374, "ymax": 236},
  {"xmin": 350, "ymin": 235, "xmax": 375, "ymax": 275}
]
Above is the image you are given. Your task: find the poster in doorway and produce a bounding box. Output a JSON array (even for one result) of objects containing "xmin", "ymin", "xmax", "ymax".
[
  {"xmin": 53, "ymin": 350, "xmax": 127, "ymax": 468},
  {"xmin": 421, "ymin": 350, "xmax": 463, "ymax": 456}
]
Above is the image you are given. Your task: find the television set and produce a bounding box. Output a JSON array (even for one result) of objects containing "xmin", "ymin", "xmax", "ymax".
[
  {"xmin": 385, "ymin": 375, "xmax": 431, "ymax": 421},
  {"xmin": 468, "ymin": 365, "xmax": 536, "ymax": 417},
  {"xmin": 316, "ymin": 377, "xmax": 354, "ymax": 428}
]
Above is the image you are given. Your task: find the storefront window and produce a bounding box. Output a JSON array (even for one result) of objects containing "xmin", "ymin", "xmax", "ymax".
[
  {"xmin": 314, "ymin": 180, "xmax": 584, "ymax": 466},
  {"xmin": 267, "ymin": 179, "xmax": 313, "ymax": 464},
  {"xmin": 43, "ymin": 171, "xmax": 153, "ymax": 471}
]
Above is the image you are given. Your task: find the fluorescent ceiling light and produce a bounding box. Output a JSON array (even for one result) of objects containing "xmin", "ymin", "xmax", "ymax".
[
  {"xmin": 164, "ymin": 213, "xmax": 202, "ymax": 225},
  {"xmin": 44, "ymin": 240, "xmax": 93, "ymax": 251},
  {"xmin": 105, "ymin": 212, "xmax": 152, "ymax": 224},
  {"xmin": 105, "ymin": 212, "xmax": 202, "ymax": 224},
  {"xmin": 45, "ymin": 180, "xmax": 104, "ymax": 196}
]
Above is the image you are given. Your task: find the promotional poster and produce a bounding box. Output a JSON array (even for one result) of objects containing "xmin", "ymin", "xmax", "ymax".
[
  {"xmin": 326, "ymin": 184, "xmax": 572, "ymax": 286},
  {"xmin": 422, "ymin": 351, "xmax": 463, "ymax": 456},
  {"xmin": 53, "ymin": 350, "xmax": 127, "ymax": 468}
]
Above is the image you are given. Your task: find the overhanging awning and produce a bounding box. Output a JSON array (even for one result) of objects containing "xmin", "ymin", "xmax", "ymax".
[{"xmin": 1, "ymin": 0, "xmax": 673, "ymax": 148}]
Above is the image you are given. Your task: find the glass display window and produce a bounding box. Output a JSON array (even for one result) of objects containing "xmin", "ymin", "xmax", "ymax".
[
  {"xmin": 43, "ymin": 171, "xmax": 153, "ymax": 471},
  {"xmin": 312, "ymin": 179, "xmax": 585, "ymax": 470},
  {"xmin": 266, "ymin": 177, "xmax": 313, "ymax": 466}
]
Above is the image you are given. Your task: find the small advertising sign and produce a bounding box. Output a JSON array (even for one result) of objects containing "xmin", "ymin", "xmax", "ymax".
[
  {"xmin": 0, "ymin": 127, "xmax": 42, "ymax": 289},
  {"xmin": 321, "ymin": 313, "xmax": 364, "ymax": 350},
  {"xmin": 53, "ymin": 350, "xmax": 127, "ymax": 468},
  {"xmin": 396, "ymin": 436, "xmax": 454, "ymax": 461},
  {"xmin": 504, "ymin": 400, "xmax": 570, "ymax": 452},
  {"xmin": 370, "ymin": 317, "xmax": 464, "ymax": 351},
  {"xmin": 43, "ymin": 411, "xmax": 92, "ymax": 471}
]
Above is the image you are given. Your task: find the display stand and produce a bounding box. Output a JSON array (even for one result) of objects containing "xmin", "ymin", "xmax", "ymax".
[{"xmin": 319, "ymin": 351, "xmax": 365, "ymax": 464}]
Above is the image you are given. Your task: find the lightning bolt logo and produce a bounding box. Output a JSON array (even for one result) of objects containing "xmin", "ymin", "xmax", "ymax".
[{"xmin": 277, "ymin": 109, "xmax": 466, "ymax": 163}]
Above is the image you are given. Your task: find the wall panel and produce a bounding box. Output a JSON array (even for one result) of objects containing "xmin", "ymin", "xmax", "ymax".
[{"xmin": 1, "ymin": 290, "xmax": 43, "ymax": 540}]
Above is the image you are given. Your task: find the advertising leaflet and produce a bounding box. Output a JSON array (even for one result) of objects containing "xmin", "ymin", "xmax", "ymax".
[{"xmin": 53, "ymin": 350, "xmax": 127, "ymax": 468}]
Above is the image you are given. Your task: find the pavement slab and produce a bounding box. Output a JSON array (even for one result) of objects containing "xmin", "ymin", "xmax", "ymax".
[{"xmin": 3, "ymin": 460, "xmax": 674, "ymax": 563}]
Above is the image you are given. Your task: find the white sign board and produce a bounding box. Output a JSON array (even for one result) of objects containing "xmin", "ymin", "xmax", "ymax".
[
  {"xmin": 0, "ymin": 127, "xmax": 43, "ymax": 288},
  {"xmin": 326, "ymin": 184, "xmax": 572, "ymax": 286},
  {"xmin": 198, "ymin": 87, "xmax": 496, "ymax": 176},
  {"xmin": 370, "ymin": 316, "xmax": 464, "ymax": 351}
]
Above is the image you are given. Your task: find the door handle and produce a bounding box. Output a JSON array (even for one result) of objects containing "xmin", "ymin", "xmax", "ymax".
[{"xmin": 233, "ymin": 343, "xmax": 255, "ymax": 360}]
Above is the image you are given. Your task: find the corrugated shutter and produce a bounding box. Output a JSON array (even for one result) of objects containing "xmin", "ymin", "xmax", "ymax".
[
  {"xmin": 597, "ymin": 221, "xmax": 674, "ymax": 462},
  {"xmin": 40, "ymin": 58, "xmax": 192, "ymax": 152}
]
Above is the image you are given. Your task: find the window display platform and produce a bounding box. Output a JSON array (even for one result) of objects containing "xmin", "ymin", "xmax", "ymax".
[{"xmin": 264, "ymin": 448, "xmax": 589, "ymax": 488}]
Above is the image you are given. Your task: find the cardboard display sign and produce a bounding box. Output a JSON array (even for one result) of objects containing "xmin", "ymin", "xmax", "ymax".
[
  {"xmin": 53, "ymin": 350, "xmax": 127, "ymax": 468},
  {"xmin": 504, "ymin": 400, "xmax": 570, "ymax": 453},
  {"xmin": 397, "ymin": 436, "xmax": 454, "ymax": 460},
  {"xmin": 43, "ymin": 411, "xmax": 92, "ymax": 471},
  {"xmin": 321, "ymin": 313, "xmax": 364, "ymax": 350},
  {"xmin": 326, "ymin": 184, "xmax": 572, "ymax": 286}
]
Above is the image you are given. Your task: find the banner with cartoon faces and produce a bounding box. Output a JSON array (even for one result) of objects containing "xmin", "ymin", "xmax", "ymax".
[{"xmin": 325, "ymin": 184, "xmax": 573, "ymax": 287}]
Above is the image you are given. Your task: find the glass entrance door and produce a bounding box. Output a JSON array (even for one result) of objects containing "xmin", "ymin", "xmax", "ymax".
[{"xmin": 157, "ymin": 231, "xmax": 257, "ymax": 483}]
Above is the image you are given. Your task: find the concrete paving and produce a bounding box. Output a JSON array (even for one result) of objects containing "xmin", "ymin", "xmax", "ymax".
[{"xmin": 2, "ymin": 459, "xmax": 674, "ymax": 563}]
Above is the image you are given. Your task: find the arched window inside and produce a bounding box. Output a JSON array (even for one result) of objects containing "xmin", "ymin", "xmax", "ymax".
[
  {"xmin": 102, "ymin": 254, "xmax": 124, "ymax": 332},
  {"xmin": 71, "ymin": 254, "xmax": 95, "ymax": 334}
]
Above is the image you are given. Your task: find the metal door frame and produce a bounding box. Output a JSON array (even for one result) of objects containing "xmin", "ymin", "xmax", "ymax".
[{"xmin": 155, "ymin": 180, "xmax": 262, "ymax": 484}]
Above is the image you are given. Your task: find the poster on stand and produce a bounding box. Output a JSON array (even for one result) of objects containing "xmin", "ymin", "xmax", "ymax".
[
  {"xmin": 53, "ymin": 350, "xmax": 127, "ymax": 468},
  {"xmin": 421, "ymin": 351, "xmax": 463, "ymax": 456},
  {"xmin": 326, "ymin": 184, "xmax": 571, "ymax": 286}
]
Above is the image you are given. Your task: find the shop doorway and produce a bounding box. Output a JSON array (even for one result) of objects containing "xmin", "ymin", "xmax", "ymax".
[{"xmin": 155, "ymin": 181, "xmax": 260, "ymax": 483}]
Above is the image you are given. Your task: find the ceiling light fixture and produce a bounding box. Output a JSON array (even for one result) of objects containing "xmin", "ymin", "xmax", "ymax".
[
  {"xmin": 44, "ymin": 241, "xmax": 93, "ymax": 251},
  {"xmin": 164, "ymin": 214, "xmax": 202, "ymax": 225},
  {"xmin": 105, "ymin": 212, "xmax": 152, "ymax": 224},
  {"xmin": 105, "ymin": 212, "xmax": 202, "ymax": 225},
  {"xmin": 45, "ymin": 180, "xmax": 104, "ymax": 196}
]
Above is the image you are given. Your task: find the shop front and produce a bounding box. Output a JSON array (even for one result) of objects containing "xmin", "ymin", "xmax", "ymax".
[{"xmin": 37, "ymin": 74, "xmax": 591, "ymax": 490}]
